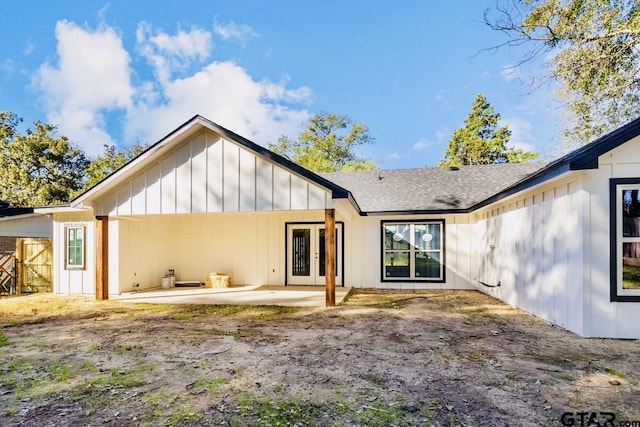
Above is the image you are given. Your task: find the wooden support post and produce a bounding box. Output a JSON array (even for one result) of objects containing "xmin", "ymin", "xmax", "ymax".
[
  {"xmin": 95, "ymin": 216, "xmax": 109, "ymax": 301},
  {"xmin": 325, "ymin": 208, "xmax": 336, "ymax": 307}
]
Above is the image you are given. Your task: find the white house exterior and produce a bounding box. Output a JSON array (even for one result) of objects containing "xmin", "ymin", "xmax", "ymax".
[
  {"xmin": 52, "ymin": 115, "xmax": 640, "ymax": 338},
  {"xmin": 471, "ymin": 126, "xmax": 640, "ymax": 339},
  {"xmin": 0, "ymin": 208, "xmax": 53, "ymax": 252}
]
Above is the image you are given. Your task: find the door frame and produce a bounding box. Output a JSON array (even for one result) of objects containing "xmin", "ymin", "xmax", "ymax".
[{"xmin": 285, "ymin": 221, "xmax": 344, "ymax": 287}]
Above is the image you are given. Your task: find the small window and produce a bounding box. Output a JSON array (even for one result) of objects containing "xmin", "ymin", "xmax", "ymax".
[
  {"xmin": 66, "ymin": 226, "xmax": 85, "ymax": 270},
  {"xmin": 382, "ymin": 220, "xmax": 444, "ymax": 282},
  {"xmin": 610, "ymin": 179, "xmax": 640, "ymax": 301}
]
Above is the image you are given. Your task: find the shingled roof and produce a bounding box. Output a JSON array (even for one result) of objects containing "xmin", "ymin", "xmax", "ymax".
[{"xmin": 320, "ymin": 162, "xmax": 546, "ymax": 214}]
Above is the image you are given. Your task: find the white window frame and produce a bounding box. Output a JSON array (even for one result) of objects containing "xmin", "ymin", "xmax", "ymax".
[
  {"xmin": 610, "ymin": 179, "xmax": 640, "ymax": 302},
  {"xmin": 381, "ymin": 220, "xmax": 445, "ymax": 282},
  {"xmin": 65, "ymin": 225, "xmax": 85, "ymax": 270}
]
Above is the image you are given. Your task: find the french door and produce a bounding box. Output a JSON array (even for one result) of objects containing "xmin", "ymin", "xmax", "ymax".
[{"xmin": 287, "ymin": 223, "xmax": 342, "ymax": 286}]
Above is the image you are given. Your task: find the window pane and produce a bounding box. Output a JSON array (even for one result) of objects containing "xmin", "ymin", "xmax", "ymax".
[
  {"xmin": 415, "ymin": 223, "xmax": 441, "ymax": 250},
  {"xmin": 622, "ymin": 242, "xmax": 640, "ymax": 289},
  {"xmin": 415, "ymin": 252, "xmax": 441, "ymax": 278},
  {"xmin": 69, "ymin": 247, "xmax": 80, "ymax": 266},
  {"xmin": 318, "ymin": 228, "xmax": 338, "ymax": 277},
  {"xmin": 384, "ymin": 251, "xmax": 410, "ymax": 277},
  {"xmin": 292, "ymin": 229, "xmax": 311, "ymax": 276},
  {"xmin": 66, "ymin": 227, "xmax": 84, "ymax": 268},
  {"xmin": 622, "ymin": 189, "xmax": 640, "ymax": 237},
  {"xmin": 385, "ymin": 224, "xmax": 410, "ymax": 250}
]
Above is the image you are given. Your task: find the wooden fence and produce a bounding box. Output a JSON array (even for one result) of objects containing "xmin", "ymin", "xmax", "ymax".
[
  {"xmin": 0, "ymin": 252, "xmax": 15, "ymax": 294},
  {"xmin": 0, "ymin": 238, "xmax": 53, "ymax": 295}
]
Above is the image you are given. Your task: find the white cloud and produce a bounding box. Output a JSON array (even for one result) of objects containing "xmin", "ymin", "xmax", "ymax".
[
  {"xmin": 33, "ymin": 20, "xmax": 133, "ymax": 156},
  {"xmin": 127, "ymin": 23, "xmax": 312, "ymax": 146},
  {"xmin": 136, "ymin": 22, "xmax": 213, "ymax": 83},
  {"xmin": 98, "ymin": 3, "xmax": 110, "ymax": 21},
  {"xmin": 213, "ymin": 20, "xmax": 258, "ymax": 46},
  {"xmin": 435, "ymin": 129, "xmax": 447, "ymax": 141},
  {"xmin": 412, "ymin": 138, "xmax": 438, "ymax": 151},
  {"xmin": 1, "ymin": 58, "xmax": 15, "ymax": 77},
  {"xmin": 126, "ymin": 61, "xmax": 311, "ymax": 146},
  {"xmin": 435, "ymin": 91, "xmax": 452, "ymax": 109},
  {"xmin": 32, "ymin": 19, "xmax": 312, "ymax": 156},
  {"xmin": 23, "ymin": 39, "xmax": 35, "ymax": 56},
  {"xmin": 501, "ymin": 116, "xmax": 535, "ymax": 152},
  {"xmin": 261, "ymin": 75, "xmax": 313, "ymax": 104}
]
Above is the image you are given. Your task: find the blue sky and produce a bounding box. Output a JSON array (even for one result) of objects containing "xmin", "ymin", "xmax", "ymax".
[{"xmin": 0, "ymin": 1, "xmax": 564, "ymax": 168}]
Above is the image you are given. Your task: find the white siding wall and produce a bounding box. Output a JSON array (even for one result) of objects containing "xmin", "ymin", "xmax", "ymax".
[
  {"xmin": 58, "ymin": 208, "xmax": 475, "ymax": 294},
  {"xmin": 582, "ymin": 140, "xmax": 640, "ymax": 338},
  {"xmin": 472, "ymin": 177, "xmax": 585, "ymax": 335},
  {"xmin": 343, "ymin": 213, "xmax": 475, "ymax": 290},
  {"xmin": 0, "ymin": 215, "xmax": 52, "ymax": 237},
  {"xmin": 52, "ymin": 212, "xmax": 96, "ymax": 295},
  {"xmin": 109, "ymin": 210, "xmax": 474, "ymax": 293},
  {"xmin": 113, "ymin": 210, "xmax": 328, "ymax": 293},
  {"xmin": 92, "ymin": 131, "xmax": 332, "ymax": 216}
]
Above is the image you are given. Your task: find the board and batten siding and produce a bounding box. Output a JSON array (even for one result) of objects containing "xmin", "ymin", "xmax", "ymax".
[
  {"xmin": 52, "ymin": 212, "xmax": 96, "ymax": 295},
  {"xmin": 55, "ymin": 209, "xmax": 333, "ymax": 295},
  {"xmin": 113, "ymin": 210, "xmax": 329, "ymax": 293},
  {"xmin": 0, "ymin": 215, "xmax": 52, "ymax": 238},
  {"xmin": 344, "ymin": 214, "xmax": 475, "ymax": 290},
  {"xmin": 583, "ymin": 140, "xmax": 640, "ymax": 338},
  {"xmin": 472, "ymin": 176, "xmax": 585, "ymax": 336},
  {"xmin": 92, "ymin": 130, "xmax": 333, "ymax": 216}
]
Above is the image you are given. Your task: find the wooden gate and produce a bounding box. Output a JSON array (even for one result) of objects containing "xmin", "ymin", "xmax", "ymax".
[
  {"xmin": 16, "ymin": 238, "xmax": 53, "ymax": 293},
  {"xmin": 0, "ymin": 252, "xmax": 15, "ymax": 295}
]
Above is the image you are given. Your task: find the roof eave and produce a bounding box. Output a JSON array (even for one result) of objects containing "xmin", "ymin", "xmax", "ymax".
[
  {"xmin": 358, "ymin": 208, "xmax": 472, "ymax": 216},
  {"xmin": 468, "ymin": 116, "xmax": 640, "ymax": 210},
  {"xmin": 469, "ymin": 163, "xmax": 573, "ymax": 212}
]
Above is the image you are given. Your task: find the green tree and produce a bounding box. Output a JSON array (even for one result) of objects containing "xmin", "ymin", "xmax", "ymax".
[
  {"xmin": 82, "ymin": 143, "xmax": 148, "ymax": 191},
  {"xmin": 485, "ymin": 0, "xmax": 640, "ymax": 147},
  {"xmin": 0, "ymin": 111, "xmax": 88, "ymax": 207},
  {"xmin": 438, "ymin": 94, "xmax": 539, "ymax": 167},
  {"xmin": 269, "ymin": 112, "xmax": 378, "ymax": 172}
]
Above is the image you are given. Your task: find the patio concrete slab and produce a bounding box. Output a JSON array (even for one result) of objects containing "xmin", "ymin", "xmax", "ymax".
[{"xmin": 112, "ymin": 285, "xmax": 352, "ymax": 307}]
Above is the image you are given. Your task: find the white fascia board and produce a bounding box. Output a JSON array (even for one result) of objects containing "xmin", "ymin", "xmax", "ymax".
[
  {"xmin": 0, "ymin": 213, "xmax": 41, "ymax": 221},
  {"xmin": 71, "ymin": 116, "xmax": 208, "ymax": 208},
  {"xmin": 34, "ymin": 206, "xmax": 89, "ymax": 215}
]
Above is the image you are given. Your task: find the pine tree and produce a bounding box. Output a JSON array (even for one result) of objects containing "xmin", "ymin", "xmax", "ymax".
[{"xmin": 438, "ymin": 94, "xmax": 538, "ymax": 167}]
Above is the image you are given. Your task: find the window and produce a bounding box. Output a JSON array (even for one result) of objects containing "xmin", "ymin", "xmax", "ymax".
[
  {"xmin": 66, "ymin": 226, "xmax": 85, "ymax": 270},
  {"xmin": 610, "ymin": 179, "xmax": 640, "ymax": 301},
  {"xmin": 382, "ymin": 220, "xmax": 444, "ymax": 281}
]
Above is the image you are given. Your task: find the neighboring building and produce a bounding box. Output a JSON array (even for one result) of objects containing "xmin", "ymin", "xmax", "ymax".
[
  {"xmin": 0, "ymin": 206, "xmax": 54, "ymax": 293},
  {"xmin": 0, "ymin": 207, "xmax": 53, "ymax": 252},
  {"xmin": 50, "ymin": 115, "xmax": 640, "ymax": 338}
]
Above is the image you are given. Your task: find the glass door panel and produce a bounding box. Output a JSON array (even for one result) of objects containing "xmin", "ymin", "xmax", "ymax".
[
  {"xmin": 287, "ymin": 224, "xmax": 342, "ymax": 285},
  {"xmin": 292, "ymin": 229, "xmax": 311, "ymax": 276},
  {"xmin": 318, "ymin": 228, "xmax": 339, "ymax": 277}
]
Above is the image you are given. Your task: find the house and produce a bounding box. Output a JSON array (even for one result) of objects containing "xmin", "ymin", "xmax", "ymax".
[
  {"xmin": 0, "ymin": 206, "xmax": 54, "ymax": 293},
  {"xmin": 0, "ymin": 206, "xmax": 52, "ymax": 252},
  {"xmin": 52, "ymin": 115, "xmax": 640, "ymax": 339}
]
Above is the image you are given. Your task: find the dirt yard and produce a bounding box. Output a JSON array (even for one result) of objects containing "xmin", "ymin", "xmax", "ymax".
[{"xmin": 0, "ymin": 290, "xmax": 639, "ymax": 426}]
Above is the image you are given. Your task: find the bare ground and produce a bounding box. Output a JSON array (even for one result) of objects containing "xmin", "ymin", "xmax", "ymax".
[{"xmin": 0, "ymin": 289, "xmax": 639, "ymax": 426}]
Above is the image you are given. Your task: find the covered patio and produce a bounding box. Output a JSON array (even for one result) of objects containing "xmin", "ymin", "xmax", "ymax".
[
  {"xmin": 112, "ymin": 285, "xmax": 353, "ymax": 307},
  {"xmin": 56, "ymin": 117, "xmax": 350, "ymax": 307}
]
